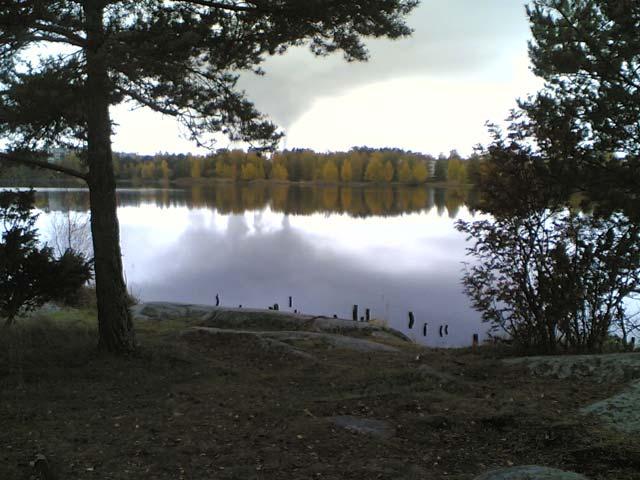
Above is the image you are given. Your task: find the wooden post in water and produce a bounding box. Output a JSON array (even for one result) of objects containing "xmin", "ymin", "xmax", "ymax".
[
  {"xmin": 215, "ymin": 294, "xmax": 220, "ymax": 307},
  {"xmin": 423, "ymin": 323, "xmax": 427, "ymax": 337},
  {"xmin": 365, "ymin": 309, "xmax": 370, "ymax": 322},
  {"xmin": 408, "ymin": 312, "xmax": 415, "ymax": 329},
  {"xmin": 472, "ymin": 334, "xmax": 479, "ymax": 352},
  {"xmin": 289, "ymin": 296, "xmax": 292, "ymax": 308},
  {"xmin": 352, "ymin": 305, "xmax": 358, "ymax": 322}
]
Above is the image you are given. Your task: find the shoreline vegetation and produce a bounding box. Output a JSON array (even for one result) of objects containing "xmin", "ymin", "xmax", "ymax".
[
  {"xmin": 1, "ymin": 303, "xmax": 639, "ymax": 479},
  {"xmin": 0, "ymin": 175, "xmax": 472, "ymax": 189},
  {"xmin": 0, "ymin": 147, "xmax": 479, "ymax": 187}
]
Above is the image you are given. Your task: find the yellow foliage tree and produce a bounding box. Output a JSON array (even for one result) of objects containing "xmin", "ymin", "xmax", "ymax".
[
  {"xmin": 322, "ymin": 160, "xmax": 339, "ymax": 182},
  {"xmin": 271, "ymin": 163, "xmax": 289, "ymax": 181},
  {"xmin": 341, "ymin": 159, "xmax": 353, "ymax": 182},
  {"xmin": 189, "ymin": 156, "xmax": 202, "ymax": 179},
  {"xmin": 215, "ymin": 158, "xmax": 228, "ymax": 179},
  {"xmin": 365, "ymin": 153, "xmax": 385, "ymax": 182},
  {"xmin": 160, "ymin": 159, "xmax": 171, "ymax": 182},
  {"xmin": 241, "ymin": 162, "xmax": 258, "ymax": 181},
  {"xmin": 141, "ymin": 161, "xmax": 156, "ymax": 179},
  {"xmin": 412, "ymin": 162, "xmax": 429, "ymax": 183},
  {"xmin": 383, "ymin": 161, "xmax": 394, "ymax": 182},
  {"xmin": 447, "ymin": 158, "xmax": 467, "ymax": 184},
  {"xmin": 398, "ymin": 159, "xmax": 412, "ymax": 183}
]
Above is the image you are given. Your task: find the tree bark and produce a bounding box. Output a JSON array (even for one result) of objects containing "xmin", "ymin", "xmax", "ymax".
[{"xmin": 85, "ymin": 1, "xmax": 135, "ymax": 353}]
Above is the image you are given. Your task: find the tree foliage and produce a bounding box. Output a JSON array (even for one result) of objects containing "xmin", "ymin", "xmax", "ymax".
[
  {"xmin": 523, "ymin": 0, "xmax": 640, "ymax": 216},
  {"xmin": 0, "ymin": 190, "xmax": 92, "ymax": 326},
  {"xmin": 458, "ymin": 156, "xmax": 640, "ymax": 353},
  {"xmin": 458, "ymin": 0, "xmax": 640, "ymax": 353},
  {"xmin": 365, "ymin": 153, "xmax": 386, "ymax": 182},
  {"xmin": 447, "ymin": 157, "xmax": 467, "ymax": 184}
]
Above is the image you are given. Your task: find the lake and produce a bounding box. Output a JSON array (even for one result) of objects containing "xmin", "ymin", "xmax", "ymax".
[{"xmin": 31, "ymin": 183, "xmax": 485, "ymax": 347}]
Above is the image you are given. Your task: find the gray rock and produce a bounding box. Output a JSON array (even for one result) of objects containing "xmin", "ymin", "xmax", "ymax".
[
  {"xmin": 184, "ymin": 327, "xmax": 400, "ymax": 353},
  {"xmin": 504, "ymin": 353, "xmax": 640, "ymax": 383},
  {"xmin": 582, "ymin": 380, "xmax": 640, "ymax": 433},
  {"xmin": 474, "ymin": 465, "xmax": 589, "ymax": 480},
  {"xmin": 327, "ymin": 416, "xmax": 396, "ymax": 439},
  {"xmin": 133, "ymin": 302, "xmax": 410, "ymax": 345},
  {"xmin": 504, "ymin": 353, "xmax": 640, "ymax": 434}
]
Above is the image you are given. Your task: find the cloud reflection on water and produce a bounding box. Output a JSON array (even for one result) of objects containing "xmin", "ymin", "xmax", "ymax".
[{"xmin": 119, "ymin": 206, "xmax": 482, "ymax": 347}]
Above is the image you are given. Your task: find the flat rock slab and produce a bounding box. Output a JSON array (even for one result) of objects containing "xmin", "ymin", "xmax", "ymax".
[
  {"xmin": 474, "ymin": 466, "xmax": 589, "ymax": 480},
  {"xmin": 327, "ymin": 416, "xmax": 396, "ymax": 439},
  {"xmin": 504, "ymin": 353, "xmax": 640, "ymax": 434},
  {"xmin": 132, "ymin": 302, "xmax": 410, "ymax": 342},
  {"xmin": 504, "ymin": 353, "xmax": 640, "ymax": 383},
  {"xmin": 582, "ymin": 380, "xmax": 640, "ymax": 434},
  {"xmin": 184, "ymin": 327, "xmax": 400, "ymax": 353}
]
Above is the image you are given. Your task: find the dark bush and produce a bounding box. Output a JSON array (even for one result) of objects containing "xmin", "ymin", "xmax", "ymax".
[{"xmin": 0, "ymin": 190, "xmax": 92, "ymax": 326}]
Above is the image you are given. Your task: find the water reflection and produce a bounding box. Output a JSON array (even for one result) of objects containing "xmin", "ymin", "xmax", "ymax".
[
  {"xmin": 34, "ymin": 183, "xmax": 470, "ymax": 218},
  {"xmin": 32, "ymin": 184, "xmax": 483, "ymax": 347}
]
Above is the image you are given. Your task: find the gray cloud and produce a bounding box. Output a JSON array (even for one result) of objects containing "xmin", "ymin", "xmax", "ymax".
[{"xmin": 238, "ymin": 0, "xmax": 530, "ymax": 130}]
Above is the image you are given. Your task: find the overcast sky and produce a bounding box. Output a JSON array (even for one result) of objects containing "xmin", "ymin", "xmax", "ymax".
[{"xmin": 112, "ymin": 0, "xmax": 542, "ymax": 157}]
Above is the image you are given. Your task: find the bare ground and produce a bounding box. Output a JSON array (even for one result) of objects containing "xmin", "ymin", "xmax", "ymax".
[{"xmin": 0, "ymin": 306, "xmax": 638, "ymax": 480}]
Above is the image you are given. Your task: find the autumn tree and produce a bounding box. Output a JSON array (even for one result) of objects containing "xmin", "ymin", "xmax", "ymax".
[
  {"xmin": 341, "ymin": 159, "xmax": 353, "ymax": 182},
  {"xmin": 189, "ymin": 156, "xmax": 202, "ymax": 180},
  {"xmin": 349, "ymin": 151, "xmax": 367, "ymax": 182},
  {"xmin": 411, "ymin": 162, "xmax": 429, "ymax": 183},
  {"xmin": 447, "ymin": 157, "xmax": 467, "ymax": 184},
  {"xmin": 322, "ymin": 159, "xmax": 339, "ymax": 182},
  {"xmin": 383, "ymin": 161, "xmax": 394, "ymax": 182},
  {"xmin": 0, "ymin": 0, "xmax": 418, "ymax": 352},
  {"xmin": 270, "ymin": 157, "xmax": 288, "ymax": 181},
  {"xmin": 160, "ymin": 159, "xmax": 171, "ymax": 182},
  {"xmin": 241, "ymin": 162, "xmax": 258, "ymax": 181},
  {"xmin": 365, "ymin": 153, "xmax": 385, "ymax": 182},
  {"xmin": 398, "ymin": 159, "xmax": 412, "ymax": 183},
  {"xmin": 141, "ymin": 161, "xmax": 157, "ymax": 180}
]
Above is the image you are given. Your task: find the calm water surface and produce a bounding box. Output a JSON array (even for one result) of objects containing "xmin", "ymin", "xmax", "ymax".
[{"xmin": 33, "ymin": 184, "xmax": 485, "ymax": 346}]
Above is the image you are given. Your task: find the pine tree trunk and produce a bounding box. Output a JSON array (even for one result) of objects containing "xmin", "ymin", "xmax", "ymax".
[{"xmin": 85, "ymin": 1, "xmax": 135, "ymax": 353}]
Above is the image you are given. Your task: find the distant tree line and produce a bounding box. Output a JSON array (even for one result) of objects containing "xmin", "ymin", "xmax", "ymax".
[
  {"xmin": 16, "ymin": 148, "xmax": 485, "ymax": 185},
  {"xmin": 0, "ymin": 147, "xmax": 489, "ymax": 185}
]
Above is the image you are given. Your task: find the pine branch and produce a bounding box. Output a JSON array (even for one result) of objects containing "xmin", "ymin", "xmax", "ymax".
[
  {"xmin": 0, "ymin": 152, "xmax": 88, "ymax": 182},
  {"xmin": 177, "ymin": 1, "xmax": 263, "ymax": 12},
  {"xmin": 116, "ymin": 86, "xmax": 180, "ymax": 116},
  {"xmin": 31, "ymin": 22, "xmax": 87, "ymax": 47}
]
